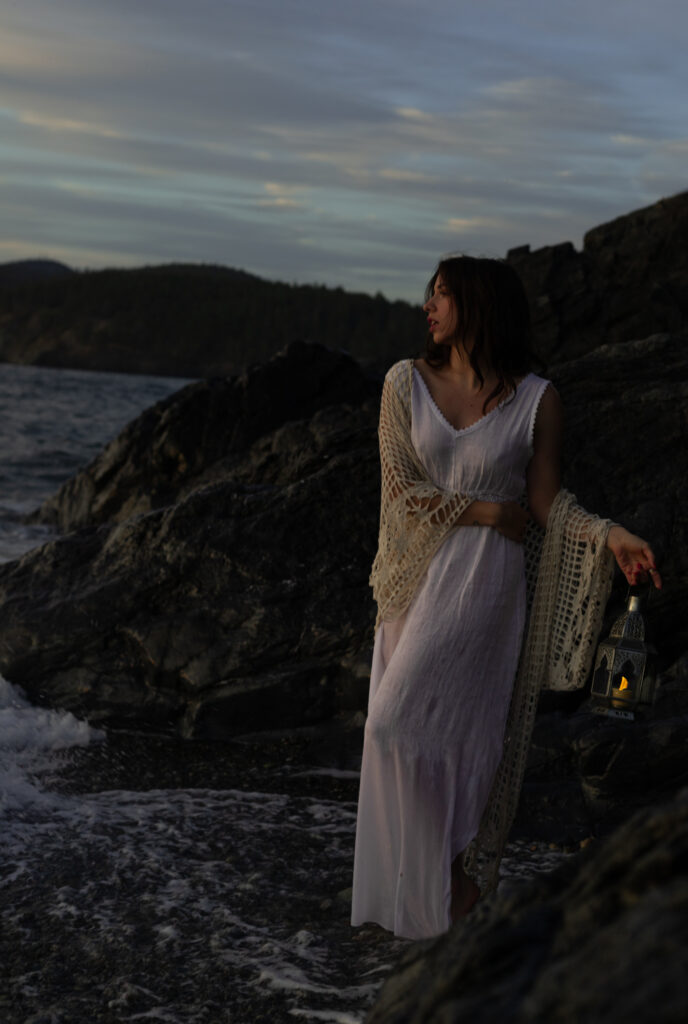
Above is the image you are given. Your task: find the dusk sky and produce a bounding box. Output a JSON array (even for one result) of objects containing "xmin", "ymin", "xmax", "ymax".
[{"xmin": 2, "ymin": 0, "xmax": 687, "ymax": 301}]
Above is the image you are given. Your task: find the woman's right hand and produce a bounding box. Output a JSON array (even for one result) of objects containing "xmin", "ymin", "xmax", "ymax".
[
  {"xmin": 460, "ymin": 500, "xmax": 531, "ymax": 543},
  {"xmin": 490, "ymin": 501, "xmax": 531, "ymax": 543}
]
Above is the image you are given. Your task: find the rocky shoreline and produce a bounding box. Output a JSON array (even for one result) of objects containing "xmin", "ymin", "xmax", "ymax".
[{"xmin": 1, "ymin": 193, "xmax": 687, "ymax": 1019}]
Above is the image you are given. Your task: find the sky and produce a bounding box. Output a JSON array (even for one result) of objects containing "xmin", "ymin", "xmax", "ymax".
[{"xmin": 1, "ymin": 0, "xmax": 687, "ymax": 302}]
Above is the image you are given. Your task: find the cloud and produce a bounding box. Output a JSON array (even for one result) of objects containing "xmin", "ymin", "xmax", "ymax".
[
  {"xmin": 256, "ymin": 181, "xmax": 307, "ymax": 209},
  {"xmin": 396, "ymin": 107, "xmax": 433, "ymax": 122},
  {"xmin": 445, "ymin": 216, "xmax": 510, "ymax": 233},
  {"xmin": 18, "ymin": 111, "xmax": 126, "ymax": 140},
  {"xmin": 263, "ymin": 182, "xmax": 304, "ymax": 197},
  {"xmin": 0, "ymin": 0, "xmax": 687, "ymax": 300},
  {"xmin": 379, "ymin": 169, "xmax": 435, "ymax": 183},
  {"xmin": 257, "ymin": 198, "xmax": 302, "ymax": 208}
]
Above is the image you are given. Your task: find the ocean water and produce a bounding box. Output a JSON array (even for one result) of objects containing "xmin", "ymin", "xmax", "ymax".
[
  {"xmin": 0, "ymin": 362, "xmax": 188, "ymax": 560},
  {"xmin": 0, "ymin": 362, "xmax": 568, "ymax": 1023}
]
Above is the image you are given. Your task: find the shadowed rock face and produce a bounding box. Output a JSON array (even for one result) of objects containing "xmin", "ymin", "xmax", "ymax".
[
  {"xmin": 33, "ymin": 339, "xmax": 374, "ymax": 531},
  {"xmin": 366, "ymin": 788, "xmax": 688, "ymax": 1023},
  {"xmin": 518, "ymin": 655, "xmax": 688, "ymax": 843},
  {"xmin": 0, "ymin": 441, "xmax": 380, "ymax": 735},
  {"xmin": 508, "ymin": 190, "xmax": 688, "ymax": 362},
  {"xmin": 553, "ymin": 332, "xmax": 688, "ymax": 665},
  {"xmin": 3, "ymin": 342, "xmax": 380, "ymax": 734}
]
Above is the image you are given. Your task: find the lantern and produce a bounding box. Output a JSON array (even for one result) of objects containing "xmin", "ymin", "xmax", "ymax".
[{"xmin": 591, "ymin": 588, "xmax": 658, "ymax": 720}]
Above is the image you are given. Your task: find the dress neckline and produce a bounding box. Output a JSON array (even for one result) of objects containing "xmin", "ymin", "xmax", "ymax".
[{"xmin": 412, "ymin": 364, "xmax": 532, "ymax": 437}]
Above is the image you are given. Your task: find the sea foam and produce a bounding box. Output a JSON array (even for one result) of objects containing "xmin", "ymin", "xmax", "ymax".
[{"xmin": 0, "ymin": 675, "xmax": 104, "ymax": 813}]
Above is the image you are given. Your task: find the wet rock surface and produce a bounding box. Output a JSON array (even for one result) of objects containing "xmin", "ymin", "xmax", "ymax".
[
  {"xmin": 1, "ymin": 341, "xmax": 382, "ymax": 735},
  {"xmin": 0, "ymin": 421, "xmax": 380, "ymax": 735},
  {"xmin": 366, "ymin": 787, "xmax": 688, "ymax": 1023}
]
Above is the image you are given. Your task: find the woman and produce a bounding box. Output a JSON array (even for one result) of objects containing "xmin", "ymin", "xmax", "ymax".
[{"xmin": 351, "ymin": 255, "xmax": 661, "ymax": 941}]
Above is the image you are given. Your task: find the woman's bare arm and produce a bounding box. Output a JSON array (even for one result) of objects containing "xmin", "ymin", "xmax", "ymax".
[
  {"xmin": 526, "ymin": 385, "xmax": 563, "ymax": 529},
  {"xmin": 453, "ymin": 386, "xmax": 565, "ymax": 543}
]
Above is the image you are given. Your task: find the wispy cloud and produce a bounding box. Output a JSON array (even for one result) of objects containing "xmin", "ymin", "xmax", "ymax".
[
  {"xmin": 256, "ymin": 182, "xmax": 307, "ymax": 209},
  {"xmin": 379, "ymin": 169, "xmax": 435, "ymax": 183},
  {"xmin": 18, "ymin": 111, "xmax": 126, "ymax": 140},
  {"xmin": 445, "ymin": 216, "xmax": 510, "ymax": 233},
  {"xmin": 396, "ymin": 107, "xmax": 433, "ymax": 122}
]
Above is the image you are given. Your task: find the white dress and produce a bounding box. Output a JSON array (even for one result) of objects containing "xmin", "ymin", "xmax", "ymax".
[{"xmin": 351, "ymin": 366, "xmax": 551, "ymax": 939}]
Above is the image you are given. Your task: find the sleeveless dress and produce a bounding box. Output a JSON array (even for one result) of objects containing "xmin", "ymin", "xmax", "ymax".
[{"xmin": 351, "ymin": 365, "xmax": 551, "ymax": 939}]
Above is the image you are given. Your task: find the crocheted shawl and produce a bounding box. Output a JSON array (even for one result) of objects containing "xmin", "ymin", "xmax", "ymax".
[{"xmin": 369, "ymin": 359, "xmax": 615, "ymax": 893}]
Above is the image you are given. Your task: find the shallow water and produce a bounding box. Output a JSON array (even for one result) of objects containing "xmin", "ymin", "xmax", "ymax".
[
  {"xmin": 1, "ymin": 674, "xmax": 569, "ymax": 1023},
  {"xmin": 0, "ymin": 363, "xmax": 570, "ymax": 1022},
  {"xmin": 1, "ymin": 676, "xmax": 404, "ymax": 1023}
]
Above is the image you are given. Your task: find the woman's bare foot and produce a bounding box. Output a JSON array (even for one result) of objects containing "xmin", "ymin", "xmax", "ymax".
[{"xmin": 450, "ymin": 865, "xmax": 480, "ymax": 922}]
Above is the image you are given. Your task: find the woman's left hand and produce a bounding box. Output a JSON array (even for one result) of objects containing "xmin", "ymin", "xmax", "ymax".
[{"xmin": 606, "ymin": 525, "xmax": 662, "ymax": 588}]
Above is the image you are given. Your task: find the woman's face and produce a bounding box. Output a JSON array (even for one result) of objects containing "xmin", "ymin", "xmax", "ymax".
[{"xmin": 423, "ymin": 274, "xmax": 457, "ymax": 345}]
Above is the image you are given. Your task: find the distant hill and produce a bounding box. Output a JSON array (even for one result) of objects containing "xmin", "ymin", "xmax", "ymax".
[
  {"xmin": 1, "ymin": 189, "xmax": 686, "ymax": 378},
  {"xmin": 0, "ymin": 259, "xmax": 75, "ymax": 286},
  {"xmin": 0, "ymin": 262, "xmax": 425, "ymax": 378}
]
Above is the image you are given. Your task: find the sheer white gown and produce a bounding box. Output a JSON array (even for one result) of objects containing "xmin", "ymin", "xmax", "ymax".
[{"xmin": 351, "ymin": 366, "xmax": 550, "ymax": 939}]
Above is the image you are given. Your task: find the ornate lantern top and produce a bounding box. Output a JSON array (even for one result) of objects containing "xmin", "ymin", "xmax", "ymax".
[
  {"xmin": 591, "ymin": 587, "xmax": 657, "ymax": 720},
  {"xmin": 608, "ymin": 594, "xmax": 646, "ymax": 642}
]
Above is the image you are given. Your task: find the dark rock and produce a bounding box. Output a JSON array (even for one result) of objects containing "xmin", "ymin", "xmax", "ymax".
[
  {"xmin": 0, "ymin": 454, "xmax": 380, "ymax": 732},
  {"xmin": 553, "ymin": 332, "xmax": 688, "ymax": 663},
  {"xmin": 518, "ymin": 654, "xmax": 688, "ymax": 842},
  {"xmin": 366, "ymin": 788, "xmax": 688, "ymax": 1023},
  {"xmin": 0, "ymin": 344, "xmax": 380, "ymax": 733},
  {"xmin": 508, "ymin": 190, "xmax": 688, "ymax": 362},
  {"xmin": 33, "ymin": 339, "xmax": 375, "ymax": 530}
]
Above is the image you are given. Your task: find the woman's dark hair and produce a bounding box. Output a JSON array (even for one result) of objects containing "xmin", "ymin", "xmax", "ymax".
[{"xmin": 424, "ymin": 255, "xmax": 537, "ymax": 411}]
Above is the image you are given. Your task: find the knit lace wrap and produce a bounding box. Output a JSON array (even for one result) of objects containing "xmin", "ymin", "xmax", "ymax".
[
  {"xmin": 370, "ymin": 360, "xmax": 472, "ymax": 627},
  {"xmin": 369, "ymin": 359, "xmax": 615, "ymax": 894}
]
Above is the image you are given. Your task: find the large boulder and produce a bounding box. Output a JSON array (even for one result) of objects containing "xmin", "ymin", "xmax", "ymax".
[
  {"xmin": 553, "ymin": 332, "xmax": 688, "ymax": 662},
  {"xmin": 33, "ymin": 339, "xmax": 374, "ymax": 530},
  {"xmin": 366, "ymin": 788, "xmax": 688, "ymax": 1023},
  {"xmin": 0, "ymin": 343, "xmax": 381, "ymax": 734}
]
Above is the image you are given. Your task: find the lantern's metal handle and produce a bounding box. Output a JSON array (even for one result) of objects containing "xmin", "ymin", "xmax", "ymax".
[{"xmin": 626, "ymin": 579, "xmax": 653, "ymax": 610}]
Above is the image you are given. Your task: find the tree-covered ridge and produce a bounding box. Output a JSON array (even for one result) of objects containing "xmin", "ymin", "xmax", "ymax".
[{"xmin": 0, "ymin": 262, "xmax": 425, "ymax": 377}]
